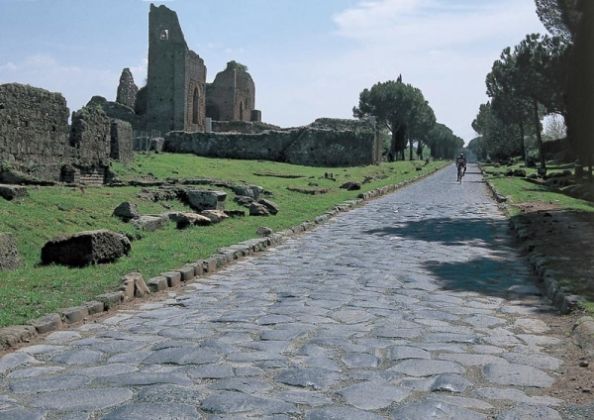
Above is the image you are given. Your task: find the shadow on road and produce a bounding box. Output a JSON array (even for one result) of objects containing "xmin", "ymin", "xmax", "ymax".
[{"xmin": 364, "ymin": 217, "xmax": 509, "ymax": 248}]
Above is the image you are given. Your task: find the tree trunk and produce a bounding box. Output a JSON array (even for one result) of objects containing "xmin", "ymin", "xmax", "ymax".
[
  {"xmin": 533, "ymin": 100, "xmax": 546, "ymax": 173},
  {"xmin": 417, "ymin": 141, "xmax": 424, "ymax": 160},
  {"xmin": 409, "ymin": 138, "xmax": 414, "ymax": 161},
  {"xmin": 519, "ymin": 121, "xmax": 526, "ymax": 164}
]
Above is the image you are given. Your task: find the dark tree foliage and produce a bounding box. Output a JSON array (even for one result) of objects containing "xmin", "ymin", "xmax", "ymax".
[
  {"xmin": 425, "ymin": 123, "xmax": 464, "ymax": 160},
  {"xmin": 472, "ymin": 102, "xmax": 523, "ymax": 161},
  {"xmin": 354, "ymin": 80, "xmax": 435, "ymax": 161},
  {"xmin": 535, "ymin": 0, "xmax": 580, "ymax": 42}
]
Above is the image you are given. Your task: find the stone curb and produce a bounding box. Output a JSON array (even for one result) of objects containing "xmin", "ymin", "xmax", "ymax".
[
  {"xmin": 0, "ymin": 163, "xmax": 447, "ymax": 352},
  {"xmin": 479, "ymin": 165, "xmax": 594, "ymax": 359}
]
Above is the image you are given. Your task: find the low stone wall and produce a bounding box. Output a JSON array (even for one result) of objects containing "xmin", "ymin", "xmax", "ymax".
[
  {"xmin": 212, "ymin": 120, "xmax": 280, "ymax": 134},
  {"xmin": 165, "ymin": 119, "xmax": 381, "ymax": 167}
]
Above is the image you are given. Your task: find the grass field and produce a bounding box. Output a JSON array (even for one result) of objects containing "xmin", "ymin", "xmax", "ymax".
[
  {"xmin": 482, "ymin": 163, "xmax": 594, "ymax": 314},
  {"xmin": 0, "ymin": 154, "xmax": 447, "ymax": 327}
]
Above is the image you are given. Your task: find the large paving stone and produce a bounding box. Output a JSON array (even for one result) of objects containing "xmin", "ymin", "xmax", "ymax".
[
  {"xmin": 9, "ymin": 374, "xmax": 91, "ymax": 393},
  {"xmin": 102, "ymin": 402, "xmax": 201, "ymax": 420},
  {"xmin": 201, "ymin": 391, "xmax": 296, "ymax": 415},
  {"xmin": 28, "ymin": 388, "xmax": 133, "ymax": 410},
  {"xmin": 0, "ymin": 407, "xmax": 45, "ymax": 420},
  {"xmin": 275, "ymin": 368, "xmax": 341, "ymax": 390},
  {"xmin": 306, "ymin": 406, "xmax": 385, "ymax": 420},
  {"xmin": 339, "ymin": 380, "xmax": 410, "ymax": 410},
  {"xmin": 482, "ymin": 363, "xmax": 555, "ymax": 387},
  {"xmin": 391, "ymin": 398, "xmax": 487, "ymax": 420},
  {"xmin": 390, "ymin": 359, "xmax": 465, "ymax": 377},
  {"xmin": 497, "ymin": 404, "xmax": 562, "ymax": 420}
]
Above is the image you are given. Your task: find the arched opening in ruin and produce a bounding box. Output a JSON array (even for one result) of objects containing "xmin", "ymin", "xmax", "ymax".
[{"xmin": 192, "ymin": 87, "xmax": 200, "ymax": 124}]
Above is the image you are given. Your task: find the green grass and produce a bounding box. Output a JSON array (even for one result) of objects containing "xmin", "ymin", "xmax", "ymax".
[
  {"xmin": 482, "ymin": 163, "xmax": 594, "ymax": 314},
  {"xmin": 0, "ymin": 154, "xmax": 447, "ymax": 327}
]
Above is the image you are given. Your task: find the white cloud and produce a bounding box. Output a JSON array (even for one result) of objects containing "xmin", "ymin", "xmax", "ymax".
[{"xmin": 268, "ymin": 0, "xmax": 544, "ymax": 141}]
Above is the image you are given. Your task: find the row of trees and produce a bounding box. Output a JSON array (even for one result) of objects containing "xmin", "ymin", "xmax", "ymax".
[
  {"xmin": 353, "ymin": 79, "xmax": 463, "ymax": 161},
  {"xmin": 471, "ymin": 0, "xmax": 593, "ymax": 177}
]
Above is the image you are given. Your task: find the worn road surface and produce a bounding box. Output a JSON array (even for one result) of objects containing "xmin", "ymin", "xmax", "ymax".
[{"xmin": 0, "ymin": 165, "xmax": 578, "ymax": 419}]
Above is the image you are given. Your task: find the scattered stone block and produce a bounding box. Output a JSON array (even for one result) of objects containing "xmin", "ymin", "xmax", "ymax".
[
  {"xmin": 162, "ymin": 272, "xmax": 182, "ymax": 288},
  {"xmin": 177, "ymin": 266, "xmax": 195, "ymax": 282},
  {"xmin": 41, "ymin": 230, "xmax": 131, "ymax": 267},
  {"xmin": 83, "ymin": 301, "xmax": 105, "ymax": 315},
  {"xmin": 30, "ymin": 313, "xmax": 62, "ymax": 334},
  {"xmin": 340, "ymin": 181, "xmax": 362, "ymax": 191},
  {"xmin": 147, "ymin": 276, "xmax": 168, "ymax": 292},
  {"xmin": 170, "ymin": 212, "xmax": 212, "ymax": 229},
  {"xmin": 0, "ymin": 184, "xmax": 28, "ymax": 201},
  {"xmin": 257, "ymin": 227, "xmax": 273, "ymax": 237},
  {"xmin": 231, "ymin": 185, "xmax": 263, "ymax": 199},
  {"xmin": 186, "ymin": 190, "xmax": 227, "ymax": 211},
  {"xmin": 0, "ymin": 326, "xmax": 37, "ymax": 350},
  {"xmin": 120, "ymin": 272, "xmax": 150, "ymax": 299},
  {"xmin": 95, "ymin": 291, "xmax": 125, "ymax": 311},
  {"xmin": 59, "ymin": 306, "xmax": 89, "ymax": 324},
  {"xmin": 203, "ymin": 258, "xmax": 217, "ymax": 273},
  {"xmin": 0, "ymin": 233, "xmax": 21, "ymax": 271},
  {"xmin": 234, "ymin": 195, "xmax": 254, "ymax": 207},
  {"xmin": 258, "ymin": 199, "xmax": 279, "ymax": 215},
  {"xmin": 192, "ymin": 261, "xmax": 204, "ymax": 276},
  {"xmin": 249, "ymin": 202, "xmax": 270, "ymax": 216},
  {"xmin": 131, "ymin": 215, "xmax": 168, "ymax": 232},
  {"xmin": 224, "ymin": 210, "xmax": 246, "ymax": 218},
  {"xmin": 200, "ymin": 210, "xmax": 229, "ymax": 224},
  {"xmin": 112, "ymin": 202, "xmax": 139, "ymax": 222}
]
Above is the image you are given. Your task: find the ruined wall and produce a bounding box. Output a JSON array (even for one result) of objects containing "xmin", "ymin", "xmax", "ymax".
[
  {"xmin": 164, "ymin": 119, "xmax": 381, "ymax": 167},
  {"xmin": 0, "ymin": 83, "xmax": 70, "ymax": 181},
  {"xmin": 116, "ymin": 68, "xmax": 138, "ymax": 109},
  {"xmin": 212, "ymin": 120, "xmax": 280, "ymax": 134},
  {"xmin": 145, "ymin": 4, "xmax": 206, "ymax": 135},
  {"xmin": 110, "ymin": 119, "xmax": 134, "ymax": 164},
  {"xmin": 66, "ymin": 106, "xmax": 111, "ymax": 185},
  {"xmin": 87, "ymin": 96, "xmax": 144, "ymax": 131},
  {"xmin": 206, "ymin": 61, "xmax": 257, "ymax": 122}
]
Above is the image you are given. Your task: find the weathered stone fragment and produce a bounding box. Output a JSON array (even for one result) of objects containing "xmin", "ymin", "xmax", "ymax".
[
  {"xmin": 234, "ymin": 195, "xmax": 254, "ymax": 206},
  {"xmin": 83, "ymin": 301, "xmax": 105, "ymax": 315},
  {"xmin": 257, "ymin": 227, "xmax": 273, "ymax": 237},
  {"xmin": 95, "ymin": 291, "xmax": 125, "ymax": 310},
  {"xmin": 249, "ymin": 202, "xmax": 270, "ymax": 216},
  {"xmin": 112, "ymin": 202, "xmax": 139, "ymax": 222},
  {"xmin": 120, "ymin": 272, "xmax": 150, "ymax": 299},
  {"xmin": 162, "ymin": 271, "xmax": 182, "ymax": 288},
  {"xmin": 258, "ymin": 198, "xmax": 279, "ymax": 215},
  {"xmin": 0, "ymin": 326, "xmax": 37, "ymax": 351},
  {"xmin": 0, "ymin": 233, "xmax": 21, "ymax": 271},
  {"xmin": 41, "ymin": 230, "xmax": 131, "ymax": 267},
  {"xmin": 170, "ymin": 212, "xmax": 212, "ymax": 229},
  {"xmin": 147, "ymin": 276, "xmax": 168, "ymax": 292},
  {"xmin": 131, "ymin": 215, "xmax": 169, "ymax": 231},
  {"xmin": 0, "ymin": 184, "xmax": 27, "ymax": 201},
  {"xmin": 231, "ymin": 184, "xmax": 263, "ymax": 199},
  {"xmin": 200, "ymin": 209, "xmax": 229, "ymax": 224},
  {"xmin": 224, "ymin": 209, "xmax": 246, "ymax": 218},
  {"xmin": 59, "ymin": 306, "xmax": 89, "ymax": 324},
  {"xmin": 340, "ymin": 181, "xmax": 362, "ymax": 191},
  {"xmin": 185, "ymin": 190, "xmax": 227, "ymax": 211},
  {"xmin": 30, "ymin": 313, "xmax": 62, "ymax": 334}
]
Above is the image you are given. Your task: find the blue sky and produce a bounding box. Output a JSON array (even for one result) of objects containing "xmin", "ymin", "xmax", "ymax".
[{"xmin": 0, "ymin": 0, "xmax": 544, "ymax": 141}]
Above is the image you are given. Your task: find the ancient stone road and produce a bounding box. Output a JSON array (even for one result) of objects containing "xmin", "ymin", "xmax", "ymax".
[{"xmin": 0, "ymin": 165, "xmax": 574, "ymax": 419}]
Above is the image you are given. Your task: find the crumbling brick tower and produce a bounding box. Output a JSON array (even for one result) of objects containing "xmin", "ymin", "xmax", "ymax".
[
  {"xmin": 206, "ymin": 61, "xmax": 260, "ymax": 122},
  {"xmin": 145, "ymin": 4, "xmax": 206, "ymax": 135}
]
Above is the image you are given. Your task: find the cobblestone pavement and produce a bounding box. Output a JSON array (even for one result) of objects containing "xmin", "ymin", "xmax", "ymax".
[{"xmin": 0, "ymin": 165, "xmax": 577, "ymax": 419}]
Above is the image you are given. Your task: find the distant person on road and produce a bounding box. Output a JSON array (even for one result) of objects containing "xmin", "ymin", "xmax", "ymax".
[{"xmin": 456, "ymin": 153, "xmax": 467, "ymax": 182}]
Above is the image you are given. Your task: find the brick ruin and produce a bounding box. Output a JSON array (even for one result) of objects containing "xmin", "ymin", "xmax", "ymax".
[
  {"xmin": 0, "ymin": 83, "xmax": 133, "ymax": 185},
  {"xmin": 206, "ymin": 61, "xmax": 261, "ymax": 123},
  {"xmin": 0, "ymin": 3, "xmax": 383, "ymax": 185}
]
